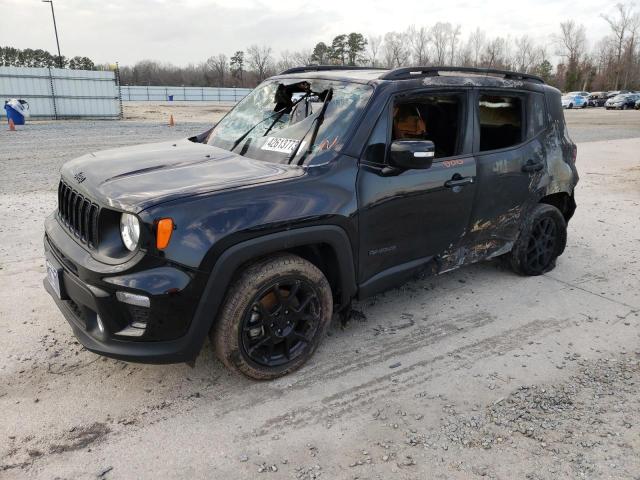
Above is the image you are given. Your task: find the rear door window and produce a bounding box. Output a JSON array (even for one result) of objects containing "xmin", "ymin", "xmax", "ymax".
[{"xmin": 478, "ymin": 94, "xmax": 523, "ymax": 151}]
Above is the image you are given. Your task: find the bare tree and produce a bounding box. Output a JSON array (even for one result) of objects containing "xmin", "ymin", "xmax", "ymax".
[
  {"xmin": 278, "ymin": 50, "xmax": 294, "ymax": 71},
  {"xmin": 514, "ymin": 35, "xmax": 536, "ymax": 72},
  {"xmin": 557, "ymin": 21, "xmax": 587, "ymax": 63},
  {"xmin": 456, "ymin": 40, "xmax": 473, "ymax": 67},
  {"xmin": 382, "ymin": 31, "xmax": 410, "ymax": 68},
  {"xmin": 407, "ymin": 25, "xmax": 430, "ymax": 65},
  {"xmin": 482, "ymin": 37, "xmax": 507, "ymax": 68},
  {"xmin": 556, "ymin": 21, "xmax": 588, "ymax": 90},
  {"xmin": 448, "ymin": 24, "xmax": 462, "ymax": 65},
  {"xmin": 430, "ymin": 22, "xmax": 451, "ymax": 65},
  {"xmin": 602, "ymin": 2, "xmax": 638, "ymax": 88},
  {"xmin": 467, "ymin": 28, "xmax": 486, "ymax": 67},
  {"xmin": 291, "ymin": 49, "xmax": 313, "ymax": 66},
  {"xmin": 247, "ymin": 44, "xmax": 273, "ymax": 82},
  {"xmin": 368, "ymin": 35, "xmax": 383, "ymax": 67},
  {"xmin": 205, "ymin": 54, "xmax": 228, "ymax": 87}
]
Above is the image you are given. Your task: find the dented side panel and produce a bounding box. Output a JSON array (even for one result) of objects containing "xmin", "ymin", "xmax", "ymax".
[{"xmin": 393, "ymin": 86, "xmax": 576, "ymax": 279}]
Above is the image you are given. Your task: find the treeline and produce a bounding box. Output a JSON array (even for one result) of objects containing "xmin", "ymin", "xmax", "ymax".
[
  {"xmin": 3, "ymin": 3, "xmax": 639, "ymax": 92},
  {"xmin": 0, "ymin": 46, "xmax": 96, "ymax": 70},
  {"xmin": 119, "ymin": 3, "xmax": 640, "ymax": 92}
]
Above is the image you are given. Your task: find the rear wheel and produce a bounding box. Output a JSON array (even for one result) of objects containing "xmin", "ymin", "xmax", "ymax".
[
  {"xmin": 509, "ymin": 204, "xmax": 567, "ymax": 276},
  {"xmin": 211, "ymin": 253, "xmax": 333, "ymax": 380},
  {"xmin": 569, "ymin": 103, "xmax": 573, "ymax": 109}
]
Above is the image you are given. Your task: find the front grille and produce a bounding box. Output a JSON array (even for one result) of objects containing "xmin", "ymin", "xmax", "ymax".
[{"xmin": 57, "ymin": 181, "xmax": 100, "ymax": 248}]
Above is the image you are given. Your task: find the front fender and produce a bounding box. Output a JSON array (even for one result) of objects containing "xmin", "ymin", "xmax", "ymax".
[{"xmin": 180, "ymin": 225, "xmax": 357, "ymax": 359}]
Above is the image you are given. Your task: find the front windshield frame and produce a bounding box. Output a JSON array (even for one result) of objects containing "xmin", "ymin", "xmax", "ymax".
[{"xmin": 206, "ymin": 78, "xmax": 374, "ymax": 165}]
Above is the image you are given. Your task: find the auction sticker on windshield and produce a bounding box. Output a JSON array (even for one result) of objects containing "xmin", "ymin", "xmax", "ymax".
[{"xmin": 261, "ymin": 137, "xmax": 306, "ymax": 155}]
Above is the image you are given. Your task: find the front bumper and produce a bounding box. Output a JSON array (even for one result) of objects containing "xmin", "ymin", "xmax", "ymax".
[{"xmin": 43, "ymin": 214, "xmax": 208, "ymax": 364}]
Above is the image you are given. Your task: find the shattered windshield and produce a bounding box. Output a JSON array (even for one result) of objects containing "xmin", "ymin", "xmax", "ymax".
[{"xmin": 207, "ymin": 79, "xmax": 373, "ymax": 164}]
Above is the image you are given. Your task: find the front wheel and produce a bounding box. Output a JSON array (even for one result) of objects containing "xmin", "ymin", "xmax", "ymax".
[
  {"xmin": 508, "ymin": 204, "xmax": 567, "ymax": 276},
  {"xmin": 211, "ymin": 253, "xmax": 333, "ymax": 379}
]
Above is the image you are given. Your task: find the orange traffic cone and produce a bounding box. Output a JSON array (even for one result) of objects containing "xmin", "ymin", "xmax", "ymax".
[
  {"xmin": 168, "ymin": 114, "xmax": 175, "ymax": 127},
  {"xmin": 8, "ymin": 118, "xmax": 16, "ymax": 131}
]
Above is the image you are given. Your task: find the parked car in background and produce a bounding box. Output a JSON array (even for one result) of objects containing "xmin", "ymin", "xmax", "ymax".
[
  {"xmin": 605, "ymin": 93, "xmax": 640, "ymax": 110},
  {"xmin": 568, "ymin": 91, "xmax": 590, "ymax": 98},
  {"xmin": 635, "ymin": 98, "xmax": 640, "ymax": 110},
  {"xmin": 562, "ymin": 94, "xmax": 587, "ymax": 109},
  {"xmin": 587, "ymin": 92, "xmax": 608, "ymax": 107},
  {"xmin": 606, "ymin": 90, "xmax": 631, "ymax": 99}
]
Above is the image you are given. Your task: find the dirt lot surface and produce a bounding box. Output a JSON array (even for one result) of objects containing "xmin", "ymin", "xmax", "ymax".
[
  {"xmin": 0, "ymin": 105, "xmax": 639, "ymax": 479},
  {"xmin": 122, "ymin": 101, "xmax": 235, "ymax": 123}
]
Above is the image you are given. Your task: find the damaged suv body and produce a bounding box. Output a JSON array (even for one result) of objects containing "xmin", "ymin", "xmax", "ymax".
[{"xmin": 44, "ymin": 66, "xmax": 578, "ymax": 379}]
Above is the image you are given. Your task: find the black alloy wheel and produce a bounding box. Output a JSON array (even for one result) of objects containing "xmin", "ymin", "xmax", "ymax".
[
  {"xmin": 523, "ymin": 217, "xmax": 557, "ymax": 273},
  {"xmin": 241, "ymin": 278, "xmax": 321, "ymax": 367},
  {"xmin": 509, "ymin": 203, "xmax": 567, "ymax": 276},
  {"xmin": 211, "ymin": 253, "xmax": 333, "ymax": 379}
]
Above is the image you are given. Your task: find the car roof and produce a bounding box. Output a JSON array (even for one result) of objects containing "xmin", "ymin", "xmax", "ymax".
[
  {"xmin": 271, "ymin": 66, "xmax": 549, "ymax": 92},
  {"xmin": 271, "ymin": 68, "xmax": 387, "ymax": 84}
]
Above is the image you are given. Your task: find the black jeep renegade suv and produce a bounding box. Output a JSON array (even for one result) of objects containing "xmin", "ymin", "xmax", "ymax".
[{"xmin": 44, "ymin": 66, "xmax": 578, "ymax": 379}]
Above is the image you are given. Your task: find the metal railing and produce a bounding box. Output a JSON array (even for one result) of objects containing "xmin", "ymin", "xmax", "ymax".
[
  {"xmin": 120, "ymin": 85, "xmax": 251, "ymax": 103},
  {"xmin": 0, "ymin": 66, "xmax": 121, "ymax": 119},
  {"xmin": 1, "ymin": 66, "xmax": 250, "ymax": 120}
]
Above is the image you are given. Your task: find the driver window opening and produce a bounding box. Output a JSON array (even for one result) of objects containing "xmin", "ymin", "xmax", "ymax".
[{"xmin": 391, "ymin": 95, "xmax": 462, "ymax": 159}]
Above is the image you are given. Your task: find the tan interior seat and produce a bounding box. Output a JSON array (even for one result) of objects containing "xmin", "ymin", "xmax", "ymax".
[{"xmin": 393, "ymin": 105, "xmax": 426, "ymax": 139}]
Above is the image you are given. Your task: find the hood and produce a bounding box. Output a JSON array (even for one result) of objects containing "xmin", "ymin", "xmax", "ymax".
[{"xmin": 60, "ymin": 139, "xmax": 305, "ymax": 212}]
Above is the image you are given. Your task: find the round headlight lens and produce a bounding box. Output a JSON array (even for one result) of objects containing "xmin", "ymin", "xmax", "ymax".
[{"xmin": 120, "ymin": 213, "xmax": 140, "ymax": 251}]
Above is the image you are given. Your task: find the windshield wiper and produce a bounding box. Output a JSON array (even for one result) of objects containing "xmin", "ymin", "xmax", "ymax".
[
  {"xmin": 263, "ymin": 91, "xmax": 312, "ymax": 137},
  {"xmin": 288, "ymin": 88, "xmax": 333, "ymax": 165},
  {"xmin": 229, "ymin": 92, "xmax": 312, "ymax": 153}
]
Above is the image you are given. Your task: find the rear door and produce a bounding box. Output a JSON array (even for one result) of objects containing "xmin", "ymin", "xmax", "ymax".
[
  {"xmin": 466, "ymin": 89, "xmax": 549, "ymax": 255},
  {"xmin": 356, "ymin": 89, "xmax": 477, "ymax": 293}
]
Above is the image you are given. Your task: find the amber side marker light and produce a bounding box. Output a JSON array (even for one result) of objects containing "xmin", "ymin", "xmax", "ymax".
[{"xmin": 156, "ymin": 218, "xmax": 174, "ymax": 250}]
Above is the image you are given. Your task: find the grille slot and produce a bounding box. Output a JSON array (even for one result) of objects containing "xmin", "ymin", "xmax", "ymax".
[{"xmin": 57, "ymin": 181, "xmax": 100, "ymax": 248}]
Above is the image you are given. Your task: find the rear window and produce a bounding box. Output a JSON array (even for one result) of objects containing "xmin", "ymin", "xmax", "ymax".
[{"xmin": 478, "ymin": 94, "xmax": 523, "ymax": 151}]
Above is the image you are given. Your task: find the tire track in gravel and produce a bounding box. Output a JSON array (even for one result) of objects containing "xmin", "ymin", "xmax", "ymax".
[
  {"xmin": 0, "ymin": 310, "xmax": 498, "ymax": 468},
  {"xmin": 286, "ymin": 310, "xmax": 496, "ymax": 390},
  {"xmin": 246, "ymin": 316, "xmax": 567, "ymax": 438}
]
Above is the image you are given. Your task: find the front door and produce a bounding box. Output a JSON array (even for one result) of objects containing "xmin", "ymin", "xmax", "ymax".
[{"xmin": 356, "ymin": 90, "xmax": 477, "ymax": 295}]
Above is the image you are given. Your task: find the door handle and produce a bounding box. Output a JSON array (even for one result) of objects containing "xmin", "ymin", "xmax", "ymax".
[
  {"xmin": 444, "ymin": 176, "xmax": 474, "ymax": 188},
  {"xmin": 522, "ymin": 159, "xmax": 544, "ymax": 173}
]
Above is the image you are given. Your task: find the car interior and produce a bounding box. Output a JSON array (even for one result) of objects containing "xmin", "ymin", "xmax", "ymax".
[
  {"xmin": 478, "ymin": 95, "xmax": 523, "ymax": 151},
  {"xmin": 392, "ymin": 95, "xmax": 461, "ymax": 158}
]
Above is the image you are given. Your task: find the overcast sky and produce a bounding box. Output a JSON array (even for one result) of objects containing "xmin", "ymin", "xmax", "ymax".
[{"xmin": 0, "ymin": 0, "xmax": 616, "ymax": 66}]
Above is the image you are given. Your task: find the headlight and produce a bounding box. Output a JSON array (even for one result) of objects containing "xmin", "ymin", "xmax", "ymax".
[{"xmin": 120, "ymin": 213, "xmax": 140, "ymax": 251}]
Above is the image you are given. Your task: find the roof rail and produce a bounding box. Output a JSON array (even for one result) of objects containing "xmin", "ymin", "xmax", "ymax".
[
  {"xmin": 279, "ymin": 65, "xmax": 387, "ymax": 75},
  {"xmin": 379, "ymin": 66, "xmax": 545, "ymax": 84}
]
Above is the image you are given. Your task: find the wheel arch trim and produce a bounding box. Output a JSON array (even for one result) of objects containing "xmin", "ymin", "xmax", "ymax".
[{"xmin": 186, "ymin": 225, "xmax": 357, "ymax": 358}]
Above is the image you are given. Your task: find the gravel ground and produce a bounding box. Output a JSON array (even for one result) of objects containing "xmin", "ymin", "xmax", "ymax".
[
  {"xmin": 563, "ymin": 108, "xmax": 640, "ymax": 143},
  {"xmin": 0, "ymin": 104, "xmax": 639, "ymax": 479}
]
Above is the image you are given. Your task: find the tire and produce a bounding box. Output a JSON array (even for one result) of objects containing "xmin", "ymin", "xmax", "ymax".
[
  {"xmin": 211, "ymin": 253, "xmax": 333, "ymax": 380},
  {"xmin": 569, "ymin": 103, "xmax": 573, "ymax": 109},
  {"xmin": 509, "ymin": 204, "xmax": 567, "ymax": 276}
]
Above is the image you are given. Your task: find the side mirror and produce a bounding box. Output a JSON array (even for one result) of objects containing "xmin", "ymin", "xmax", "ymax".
[{"xmin": 388, "ymin": 140, "xmax": 435, "ymax": 171}]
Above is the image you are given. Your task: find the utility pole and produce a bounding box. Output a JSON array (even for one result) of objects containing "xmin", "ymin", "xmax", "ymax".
[{"xmin": 42, "ymin": 0, "xmax": 62, "ymax": 68}]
